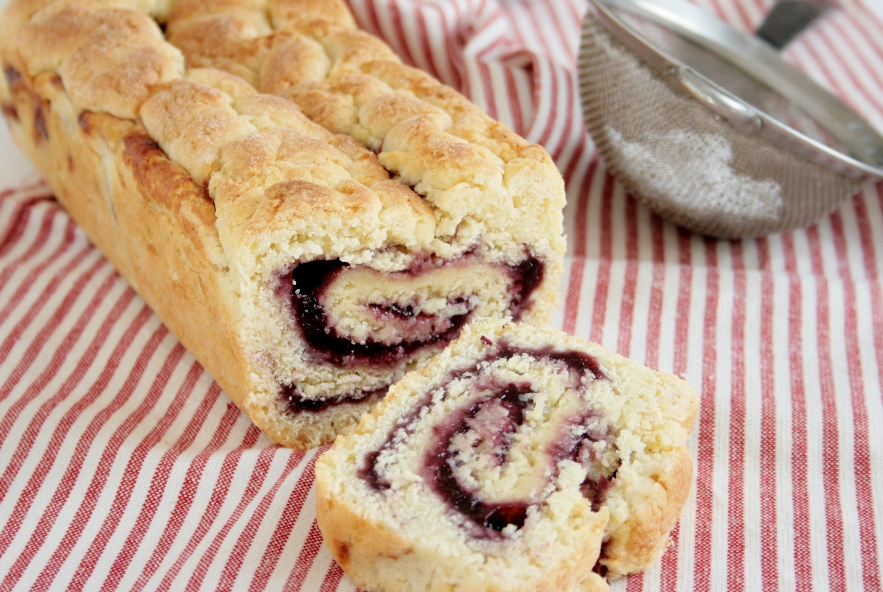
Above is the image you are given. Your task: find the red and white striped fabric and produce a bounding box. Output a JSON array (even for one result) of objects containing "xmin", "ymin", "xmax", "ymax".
[{"xmin": 1, "ymin": 0, "xmax": 882, "ymax": 589}]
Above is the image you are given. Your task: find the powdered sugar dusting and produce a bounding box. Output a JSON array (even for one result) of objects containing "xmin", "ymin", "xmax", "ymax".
[{"xmin": 606, "ymin": 126, "xmax": 783, "ymax": 225}]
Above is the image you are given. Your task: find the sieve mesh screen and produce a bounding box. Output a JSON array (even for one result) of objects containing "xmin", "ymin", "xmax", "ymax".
[
  {"xmin": 614, "ymin": 8, "xmax": 847, "ymax": 154},
  {"xmin": 578, "ymin": 14, "xmax": 861, "ymax": 238}
]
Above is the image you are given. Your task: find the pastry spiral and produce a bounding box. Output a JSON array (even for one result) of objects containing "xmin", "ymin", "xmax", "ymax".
[{"xmin": 316, "ymin": 320, "xmax": 698, "ymax": 591}]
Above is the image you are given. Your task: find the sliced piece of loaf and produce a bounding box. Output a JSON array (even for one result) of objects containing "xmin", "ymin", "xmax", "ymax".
[{"xmin": 316, "ymin": 320, "xmax": 699, "ymax": 590}]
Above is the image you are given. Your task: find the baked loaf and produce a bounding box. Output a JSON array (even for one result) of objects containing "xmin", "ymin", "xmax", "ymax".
[
  {"xmin": 316, "ymin": 320, "xmax": 699, "ymax": 591},
  {"xmin": 0, "ymin": 0, "xmax": 566, "ymax": 448}
]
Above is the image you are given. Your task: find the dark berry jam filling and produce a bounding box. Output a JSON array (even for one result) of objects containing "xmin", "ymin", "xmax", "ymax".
[
  {"xmin": 360, "ymin": 343, "xmax": 618, "ymax": 537},
  {"xmin": 279, "ymin": 384, "xmax": 386, "ymax": 414},
  {"xmin": 426, "ymin": 383, "xmax": 533, "ymax": 532},
  {"xmin": 287, "ymin": 254, "xmax": 545, "ymax": 369},
  {"xmin": 508, "ymin": 257, "xmax": 544, "ymax": 321},
  {"xmin": 290, "ymin": 260, "xmax": 471, "ymax": 367},
  {"xmin": 281, "ymin": 255, "xmax": 546, "ymax": 414},
  {"xmin": 549, "ymin": 410, "xmax": 616, "ymax": 512},
  {"xmin": 4, "ymin": 67, "xmax": 22, "ymax": 89}
]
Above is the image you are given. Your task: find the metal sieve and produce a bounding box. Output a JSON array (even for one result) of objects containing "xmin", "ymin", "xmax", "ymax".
[{"xmin": 577, "ymin": 0, "xmax": 883, "ymax": 238}]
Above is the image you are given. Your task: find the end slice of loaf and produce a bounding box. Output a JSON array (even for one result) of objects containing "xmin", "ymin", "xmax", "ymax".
[{"xmin": 316, "ymin": 320, "xmax": 698, "ymax": 590}]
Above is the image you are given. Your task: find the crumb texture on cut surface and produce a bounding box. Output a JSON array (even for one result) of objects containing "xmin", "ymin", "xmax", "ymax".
[
  {"xmin": 316, "ymin": 320, "xmax": 698, "ymax": 591},
  {"xmin": 0, "ymin": 0, "xmax": 567, "ymax": 448}
]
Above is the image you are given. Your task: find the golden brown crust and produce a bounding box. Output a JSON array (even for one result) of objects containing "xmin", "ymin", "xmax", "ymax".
[
  {"xmin": 597, "ymin": 447, "xmax": 694, "ymax": 578},
  {"xmin": 2, "ymin": 63, "xmax": 255, "ymax": 415},
  {"xmin": 17, "ymin": 2, "xmax": 184, "ymax": 118},
  {"xmin": 114, "ymin": 133, "xmax": 255, "ymax": 404}
]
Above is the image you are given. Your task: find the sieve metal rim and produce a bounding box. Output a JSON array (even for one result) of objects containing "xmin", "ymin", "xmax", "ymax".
[{"xmin": 589, "ymin": 0, "xmax": 883, "ymax": 183}]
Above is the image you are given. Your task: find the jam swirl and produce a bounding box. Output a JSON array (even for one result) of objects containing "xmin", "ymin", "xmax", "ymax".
[
  {"xmin": 360, "ymin": 344, "xmax": 619, "ymax": 537},
  {"xmin": 279, "ymin": 255, "xmax": 545, "ymax": 413}
]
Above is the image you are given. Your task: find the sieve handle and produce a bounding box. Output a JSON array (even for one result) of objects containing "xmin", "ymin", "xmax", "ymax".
[
  {"xmin": 756, "ymin": 0, "xmax": 834, "ymax": 49},
  {"xmin": 675, "ymin": 67, "xmax": 762, "ymax": 134}
]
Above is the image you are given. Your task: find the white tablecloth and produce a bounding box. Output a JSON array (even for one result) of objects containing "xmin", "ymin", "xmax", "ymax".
[{"xmin": 1, "ymin": 0, "xmax": 882, "ymax": 590}]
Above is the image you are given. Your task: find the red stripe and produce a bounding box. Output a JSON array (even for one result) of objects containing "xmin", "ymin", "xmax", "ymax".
[
  {"xmin": 68, "ymin": 359, "xmax": 206, "ymax": 590},
  {"xmin": 659, "ymin": 230, "xmax": 694, "ymax": 592},
  {"xmin": 554, "ymin": 108, "xmax": 589, "ymax": 189},
  {"xmin": 853, "ymin": 0, "xmax": 883, "ymax": 29},
  {"xmin": 0, "ymin": 192, "xmax": 55, "ymax": 259},
  {"xmin": 545, "ymin": 65, "xmax": 572, "ymax": 162},
  {"xmin": 616, "ymin": 194, "xmax": 640, "ymax": 356},
  {"xmin": 807, "ymin": 228, "xmax": 846, "ymax": 592},
  {"xmin": 0, "ymin": 281, "xmax": 135, "ymax": 502},
  {"xmin": 0, "ymin": 241, "xmax": 99, "ymax": 367},
  {"xmin": 782, "ymin": 231, "xmax": 813, "ymax": 592},
  {"xmin": 692, "ymin": 240, "xmax": 720, "ymax": 592},
  {"xmin": 554, "ymin": 0, "xmax": 584, "ymax": 62},
  {"xmin": 318, "ymin": 563, "xmax": 345, "ymax": 592},
  {"xmin": 547, "ymin": 65, "xmax": 576, "ymax": 165},
  {"xmin": 703, "ymin": 0, "xmax": 739, "ymax": 26},
  {"xmin": 473, "ymin": 35, "xmax": 507, "ymax": 120},
  {"xmin": 855, "ymin": 184, "xmax": 883, "ymax": 415},
  {"xmin": 673, "ymin": 231, "xmax": 694, "ymax": 377},
  {"xmin": 513, "ymin": 3, "xmax": 572, "ymax": 160},
  {"xmin": 386, "ymin": 0, "xmax": 418, "ymax": 70},
  {"xmin": 281, "ymin": 520, "xmax": 325, "ymax": 592},
  {"xmin": 562, "ymin": 157, "xmax": 599, "ymax": 335},
  {"xmin": 827, "ymin": 18, "xmax": 883, "ymax": 95},
  {"xmin": 99, "ymin": 381, "xmax": 226, "ymax": 592},
  {"xmin": 125, "ymin": 409, "xmax": 254, "ymax": 592},
  {"xmin": 355, "ymin": 0, "xmax": 383, "ymax": 38},
  {"xmin": 626, "ymin": 572, "xmax": 644, "ymax": 592},
  {"xmin": 0, "ymin": 179, "xmax": 49, "ymax": 206},
  {"xmin": 828, "ymin": 211, "xmax": 881, "ymax": 591},
  {"xmin": 643, "ymin": 215, "xmax": 666, "ymax": 369},
  {"xmin": 792, "ymin": 22, "xmax": 874, "ymax": 591},
  {"xmin": 447, "ymin": 0, "xmax": 470, "ymax": 99},
  {"xmin": 530, "ymin": 60, "xmax": 560, "ymax": 149},
  {"xmin": 753, "ymin": 0, "xmax": 770, "ymax": 16},
  {"xmin": 32, "ymin": 340, "xmax": 185, "ymax": 591},
  {"xmin": 558, "ymin": 130, "xmax": 591, "ymax": 201},
  {"xmin": 589, "ymin": 172, "xmax": 616, "ymax": 344},
  {"xmin": 756, "ymin": 237, "xmax": 780, "ymax": 589},
  {"xmin": 843, "ymin": 4, "xmax": 883, "ymax": 67},
  {"xmin": 413, "ymin": 6, "xmax": 441, "ymax": 82},
  {"xmin": 0, "ymin": 305, "xmax": 157, "ymax": 588},
  {"xmin": 431, "ymin": 3, "xmax": 464, "ymax": 93},
  {"xmin": 0, "ymin": 208, "xmax": 72, "ymax": 321},
  {"xmin": 727, "ymin": 242, "xmax": 747, "ymax": 591},
  {"xmin": 526, "ymin": 2, "xmax": 558, "ymax": 61},
  {"xmin": 503, "ymin": 61, "xmax": 525, "ymax": 136},
  {"xmin": 179, "ymin": 446, "xmax": 282, "ymax": 592},
  {"xmin": 246, "ymin": 452, "xmax": 321, "ymax": 592},
  {"xmin": 214, "ymin": 450, "xmax": 308, "ymax": 590},
  {"xmin": 810, "ymin": 28, "xmax": 883, "ymax": 116},
  {"xmin": 540, "ymin": 0, "xmax": 578, "ymax": 64},
  {"xmin": 731, "ymin": 0, "xmax": 756, "ymax": 30},
  {"xmin": 146, "ymin": 424, "xmax": 264, "ymax": 591}
]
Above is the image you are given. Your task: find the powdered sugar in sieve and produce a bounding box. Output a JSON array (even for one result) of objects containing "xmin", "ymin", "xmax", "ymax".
[
  {"xmin": 605, "ymin": 127, "xmax": 782, "ymax": 226},
  {"xmin": 578, "ymin": 0, "xmax": 883, "ymax": 239}
]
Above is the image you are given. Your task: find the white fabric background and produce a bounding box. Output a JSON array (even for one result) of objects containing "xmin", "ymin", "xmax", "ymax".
[{"xmin": 1, "ymin": 0, "xmax": 882, "ymax": 590}]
